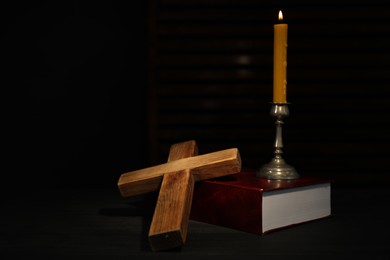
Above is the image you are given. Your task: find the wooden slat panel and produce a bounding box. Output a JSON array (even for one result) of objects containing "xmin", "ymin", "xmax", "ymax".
[
  {"xmin": 156, "ymin": 83, "xmax": 390, "ymax": 97},
  {"xmin": 158, "ymin": 6, "xmax": 387, "ymax": 22},
  {"xmin": 158, "ymin": 39, "xmax": 272, "ymax": 52},
  {"xmin": 157, "ymin": 67, "xmax": 390, "ymax": 82},
  {"xmin": 158, "ymin": 38, "xmax": 390, "ymax": 52},
  {"xmin": 158, "ymin": 23, "xmax": 390, "ymax": 38},
  {"xmin": 147, "ymin": 0, "xmax": 390, "ymax": 186},
  {"xmin": 158, "ymin": 53, "xmax": 390, "ymax": 67}
]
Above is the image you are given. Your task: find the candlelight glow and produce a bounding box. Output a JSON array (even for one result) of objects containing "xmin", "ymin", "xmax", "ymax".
[{"xmin": 278, "ymin": 10, "xmax": 283, "ymax": 21}]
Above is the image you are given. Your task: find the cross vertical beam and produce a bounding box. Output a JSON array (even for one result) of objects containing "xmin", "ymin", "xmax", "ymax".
[{"xmin": 149, "ymin": 140, "xmax": 197, "ymax": 251}]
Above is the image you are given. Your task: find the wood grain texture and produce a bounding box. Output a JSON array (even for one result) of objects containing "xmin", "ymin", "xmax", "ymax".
[
  {"xmin": 149, "ymin": 169, "xmax": 194, "ymax": 251},
  {"xmin": 149, "ymin": 140, "xmax": 197, "ymax": 251},
  {"xmin": 117, "ymin": 140, "xmax": 241, "ymax": 251},
  {"xmin": 117, "ymin": 147, "xmax": 241, "ymax": 197},
  {"xmin": 167, "ymin": 140, "xmax": 198, "ymax": 162}
]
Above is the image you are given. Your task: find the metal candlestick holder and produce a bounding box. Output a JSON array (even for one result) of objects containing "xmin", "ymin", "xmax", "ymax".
[{"xmin": 256, "ymin": 103, "xmax": 299, "ymax": 179}]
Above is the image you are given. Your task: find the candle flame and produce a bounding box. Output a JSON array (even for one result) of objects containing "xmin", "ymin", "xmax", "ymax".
[{"xmin": 278, "ymin": 10, "xmax": 283, "ymax": 21}]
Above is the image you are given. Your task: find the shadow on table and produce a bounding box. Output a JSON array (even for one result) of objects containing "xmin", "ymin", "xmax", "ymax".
[{"xmin": 98, "ymin": 191, "xmax": 182, "ymax": 252}]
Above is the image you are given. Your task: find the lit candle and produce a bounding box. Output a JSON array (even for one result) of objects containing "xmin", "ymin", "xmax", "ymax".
[{"xmin": 273, "ymin": 10, "xmax": 288, "ymax": 103}]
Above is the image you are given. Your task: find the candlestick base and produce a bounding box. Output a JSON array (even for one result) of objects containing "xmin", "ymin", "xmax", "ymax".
[
  {"xmin": 256, "ymin": 102, "xmax": 299, "ymax": 180},
  {"xmin": 256, "ymin": 156, "xmax": 299, "ymax": 180}
]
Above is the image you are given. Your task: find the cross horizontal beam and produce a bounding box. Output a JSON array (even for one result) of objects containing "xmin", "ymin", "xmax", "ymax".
[{"xmin": 117, "ymin": 148, "xmax": 241, "ymax": 197}]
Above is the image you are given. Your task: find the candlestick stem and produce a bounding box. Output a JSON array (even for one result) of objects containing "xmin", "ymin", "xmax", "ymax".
[{"xmin": 256, "ymin": 103, "xmax": 299, "ymax": 179}]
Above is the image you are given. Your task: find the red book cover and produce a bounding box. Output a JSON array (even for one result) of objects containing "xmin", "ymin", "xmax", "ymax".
[{"xmin": 190, "ymin": 170, "xmax": 332, "ymax": 235}]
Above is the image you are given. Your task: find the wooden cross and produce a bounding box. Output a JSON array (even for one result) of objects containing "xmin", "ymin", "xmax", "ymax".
[{"xmin": 117, "ymin": 140, "xmax": 241, "ymax": 251}]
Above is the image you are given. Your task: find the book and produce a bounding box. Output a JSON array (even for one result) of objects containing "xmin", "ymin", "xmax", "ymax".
[{"xmin": 190, "ymin": 170, "xmax": 332, "ymax": 235}]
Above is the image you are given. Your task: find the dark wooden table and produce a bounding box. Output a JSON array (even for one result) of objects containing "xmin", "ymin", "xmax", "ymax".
[{"xmin": 1, "ymin": 186, "xmax": 389, "ymax": 259}]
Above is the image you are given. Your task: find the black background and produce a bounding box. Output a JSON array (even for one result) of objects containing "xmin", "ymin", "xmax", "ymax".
[
  {"xmin": 3, "ymin": 1, "xmax": 148, "ymax": 190},
  {"xmin": 3, "ymin": 0, "xmax": 390, "ymax": 191}
]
